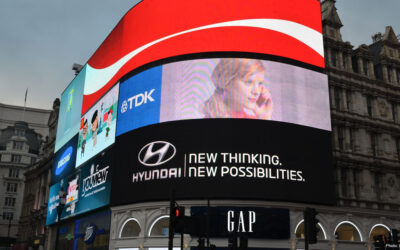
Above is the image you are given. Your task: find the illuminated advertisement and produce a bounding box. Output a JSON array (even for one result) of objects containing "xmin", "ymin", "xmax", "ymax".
[
  {"xmin": 46, "ymin": 148, "xmax": 113, "ymax": 225},
  {"xmin": 81, "ymin": 0, "xmax": 324, "ymax": 114},
  {"xmin": 117, "ymin": 58, "xmax": 330, "ymax": 136},
  {"xmin": 76, "ymin": 84, "xmax": 119, "ymax": 167},
  {"xmin": 55, "ymin": 66, "xmax": 86, "ymax": 152},
  {"xmin": 51, "ymin": 134, "xmax": 78, "ymax": 185}
]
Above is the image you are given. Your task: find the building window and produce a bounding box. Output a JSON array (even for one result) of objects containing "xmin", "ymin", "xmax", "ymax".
[
  {"xmin": 331, "ymin": 49, "xmax": 338, "ymax": 67},
  {"xmin": 342, "ymin": 53, "xmax": 347, "ymax": 69},
  {"xmin": 30, "ymin": 157, "xmax": 36, "ymax": 165},
  {"xmin": 4, "ymin": 197, "xmax": 16, "ymax": 207},
  {"xmin": 370, "ymin": 132, "xmax": 377, "ymax": 157},
  {"xmin": 9, "ymin": 168, "xmax": 19, "ymax": 178},
  {"xmin": 2, "ymin": 212, "xmax": 13, "ymax": 221},
  {"xmin": 387, "ymin": 66, "xmax": 392, "ymax": 82},
  {"xmin": 6, "ymin": 183, "xmax": 17, "ymax": 193},
  {"xmin": 346, "ymin": 90, "xmax": 352, "ymax": 111},
  {"xmin": 15, "ymin": 129, "xmax": 25, "ymax": 136},
  {"xmin": 366, "ymin": 95, "xmax": 373, "ymax": 117},
  {"xmin": 352, "ymin": 56, "xmax": 359, "ymax": 73},
  {"xmin": 363, "ymin": 59, "xmax": 369, "ymax": 76},
  {"xmin": 11, "ymin": 155, "xmax": 21, "ymax": 163},
  {"xmin": 397, "ymin": 69, "xmax": 400, "ymax": 84},
  {"xmin": 334, "ymin": 87, "xmax": 341, "ymax": 110},
  {"xmin": 341, "ymin": 168, "xmax": 347, "ymax": 197},
  {"xmin": 338, "ymin": 126, "xmax": 345, "ymax": 151},
  {"xmin": 13, "ymin": 141, "xmax": 23, "ymax": 150},
  {"xmin": 392, "ymin": 103, "xmax": 398, "ymax": 123},
  {"xmin": 349, "ymin": 128, "xmax": 355, "ymax": 152}
]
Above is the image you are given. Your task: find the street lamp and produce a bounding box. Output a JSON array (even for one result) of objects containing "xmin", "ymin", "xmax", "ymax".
[{"xmin": 55, "ymin": 189, "xmax": 66, "ymax": 250}]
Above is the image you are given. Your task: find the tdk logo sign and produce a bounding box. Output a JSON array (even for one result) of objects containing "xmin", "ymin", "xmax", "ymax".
[
  {"xmin": 121, "ymin": 89, "xmax": 155, "ymax": 114},
  {"xmin": 56, "ymin": 146, "xmax": 72, "ymax": 175},
  {"xmin": 138, "ymin": 141, "xmax": 176, "ymax": 166}
]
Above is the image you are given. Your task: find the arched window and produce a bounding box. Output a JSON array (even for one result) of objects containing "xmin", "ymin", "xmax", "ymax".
[
  {"xmin": 148, "ymin": 216, "xmax": 169, "ymax": 236},
  {"xmin": 369, "ymin": 224, "xmax": 390, "ymax": 242},
  {"xmin": 294, "ymin": 220, "xmax": 326, "ymax": 240},
  {"xmin": 334, "ymin": 221, "xmax": 363, "ymax": 242},
  {"xmin": 119, "ymin": 218, "xmax": 141, "ymax": 238}
]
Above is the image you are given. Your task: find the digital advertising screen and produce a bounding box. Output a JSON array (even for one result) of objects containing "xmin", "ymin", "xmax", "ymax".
[
  {"xmin": 52, "ymin": 0, "xmax": 334, "ymax": 210},
  {"xmin": 117, "ymin": 58, "xmax": 330, "ymax": 136},
  {"xmin": 81, "ymin": 0, "xmax": 324, "ymax": 115},
  {"xmin": 51, "ymin": 134, "xmax": 78, "ymax": 185},
  {"xmin": 46, "ymin": 148, "xmax": 113, "ymax": 225},
  {"xmin": 76, "ymin": 84, "xmax": 119, "ymax": 168},
  {"xmin": 55, "ymin": 66, "xmax": 86, "ymax": 152}
]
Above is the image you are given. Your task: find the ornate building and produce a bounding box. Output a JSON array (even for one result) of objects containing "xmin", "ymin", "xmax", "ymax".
[
  {"xmin": 108, "ymin": 2, "xmax": 400, "ymax": 250},
  {"xmin": 16, "ymin": 99, "xmax": 59, "ymax": 250},
  {"xmin": 0, "ymin": 102, "xmax": 51, "ymax": 248}
]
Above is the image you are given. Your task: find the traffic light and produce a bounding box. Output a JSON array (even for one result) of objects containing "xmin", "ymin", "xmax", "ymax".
[
  {"xmin": 304, "ymin": 208, "xmax": 319, "ymax": 244},
  {"xmin": 239, "ymin": 234, "xmax": 248, "ymax": 250},
  {"xmin": 392, "ymin": 229, "xmax": 399, "ymax": 245},
  {"xmin": 173, "ymin": 206, "xmax": 185, "ymax": 233},
  {"xmin": 373, "ymin": 235, "xmax": 387, "ymax": 250}
]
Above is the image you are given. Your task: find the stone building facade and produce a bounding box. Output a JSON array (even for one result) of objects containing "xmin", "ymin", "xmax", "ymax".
[
  {"xmin": 108, "ymin": 1, "xmax": 400, "ymax": 250},
  {"xmin": 16, "ymin": 99, "xmax": 59, "ymax": 250},
  {"xmin": 0, "ymin": 103, "xmax": 51, "ymax": 247}
]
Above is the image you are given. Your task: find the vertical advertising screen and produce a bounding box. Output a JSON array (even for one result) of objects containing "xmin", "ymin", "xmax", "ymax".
[
  {"xmin": 55, "ymin": 66, "xmax": 86, "ymax": 152},
  {"xmin": 51, "ymin": 134, "xmax": 78, "ymax": 185},
  {"xmin": 76, "ymin": 84, "xmax": 119, "ymax": 167},
  {"xmin": 46, "ymin": 148, "xmax": 113, "ymax": 225}
]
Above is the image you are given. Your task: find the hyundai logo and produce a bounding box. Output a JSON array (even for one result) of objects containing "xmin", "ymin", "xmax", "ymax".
[{"xmin": 138, "ymin": 141, "xmax": 176, "ymax": 166}]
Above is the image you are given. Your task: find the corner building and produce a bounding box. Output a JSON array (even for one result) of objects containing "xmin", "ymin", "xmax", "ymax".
[
  {"xmin": 46, "ymin": 1, "xmax": 400, "ymax": 250},
  {"xmin": 109, "ymin": 1, "xmax": 400, "ymax": 250}
]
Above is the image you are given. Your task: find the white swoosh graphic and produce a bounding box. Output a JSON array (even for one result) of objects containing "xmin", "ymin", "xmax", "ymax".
[{"xmin": 84, "ymin": 19, "xmax": 323, "ymax": 95}]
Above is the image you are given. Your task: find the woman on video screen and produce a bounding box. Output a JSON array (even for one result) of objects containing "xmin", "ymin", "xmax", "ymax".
[{"xmin": 203, "ymin": 58, "xmax": 273, "ymax": 119}]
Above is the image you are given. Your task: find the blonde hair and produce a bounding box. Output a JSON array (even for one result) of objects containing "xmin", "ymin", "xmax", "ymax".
[{"xmin": 211, "ymin": 58, "xmax": 266, "ymax": 92}]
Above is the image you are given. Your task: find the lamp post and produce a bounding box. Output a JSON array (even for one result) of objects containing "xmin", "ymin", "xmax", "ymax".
[{"xmin": 55, "ymin": 189, "xmax": 66, "ymax": 250}]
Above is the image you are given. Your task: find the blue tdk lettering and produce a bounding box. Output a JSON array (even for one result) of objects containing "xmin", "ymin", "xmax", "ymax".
[{"xmin": 127, "ymin": 89, "xmax": 155, "ymax": 109}]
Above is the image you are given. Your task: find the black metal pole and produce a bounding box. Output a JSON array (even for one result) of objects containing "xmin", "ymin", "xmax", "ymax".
[
  {"xmin": 55, "ymin": 214, "xmax": 60, "ymax": 250},
  {"xmin": 206, "ymin": 199, "xmax": 210, "ymax": 248},
  {"xmin": 169, "ymin": 189, "xmax": 175, "ymax": 250},
  {"xmin": 181, "ymin": 232, "xmax": 184, "ymax": 250}
]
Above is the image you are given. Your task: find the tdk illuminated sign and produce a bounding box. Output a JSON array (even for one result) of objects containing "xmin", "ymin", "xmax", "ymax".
[
  {"xmin": 56, "ymin": 146, "xmax": 72, "ymax": 175},
  {"xmin": 117, "ymin": 66, "xmax": 162, "ymax": 136},
  {"xmin": 121, "ymin": 89, "xmax": 155, "ymax": 113}
]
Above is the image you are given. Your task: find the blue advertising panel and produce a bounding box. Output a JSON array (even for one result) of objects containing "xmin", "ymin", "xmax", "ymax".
[
  {"xmin": 46, "ymin": 148, "xmax": 113, "ymax": 225},
  {"xmin": 55, "ymin": 66, "xmax": 86, "ymax": 152},
  {"xmin": 51, "ymin": 134, "xmax": 78, "ymax": 185},
  {"xmin": 46, "ymin": 180, "xmax": 67, "ymax": 225},
  {"xmin": 76, "ymin": 84, "xmax": 119, "ymax": 167},
  {"xmin": 116, "ymin": 66, "xmax": 162, "ymax": 136}
]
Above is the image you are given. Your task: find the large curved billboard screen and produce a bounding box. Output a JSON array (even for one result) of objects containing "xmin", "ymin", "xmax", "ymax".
[{"xmin": 50, "ymin": 0, "xmax": 334, "ymax": 213}]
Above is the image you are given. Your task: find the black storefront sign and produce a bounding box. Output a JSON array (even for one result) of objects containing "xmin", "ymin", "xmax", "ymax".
[{"xmin": 190, "ymin": 207, "xmax": 290, "ymax": 239}]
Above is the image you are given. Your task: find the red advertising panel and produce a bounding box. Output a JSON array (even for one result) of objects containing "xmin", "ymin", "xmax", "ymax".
[{"xmin": 82, "ymin": 0, "xmax": 324, "ymax": 114}]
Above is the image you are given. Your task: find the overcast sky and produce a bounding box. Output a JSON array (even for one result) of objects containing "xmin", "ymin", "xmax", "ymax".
[{"xmin": 0, "ymin": 0, "xmax": 399, "ymax": 110}]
